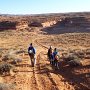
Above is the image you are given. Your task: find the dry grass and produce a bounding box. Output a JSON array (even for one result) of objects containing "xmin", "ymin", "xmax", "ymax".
[
  {"xmin": 39, "ymin": 33, "xmax": 90, "ymax": 50},
  {"xmin": 0, "ymin": 62, "xmax": 14, "ymax": 75},
  {"xmin": 0, "ymin": 83, "xmax": 15, "ymax": 90}
]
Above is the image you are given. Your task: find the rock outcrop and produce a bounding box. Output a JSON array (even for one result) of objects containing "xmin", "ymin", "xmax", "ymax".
[{"xmin": 0, "ymin": 21, "xmax": 17, "ymax": 30}]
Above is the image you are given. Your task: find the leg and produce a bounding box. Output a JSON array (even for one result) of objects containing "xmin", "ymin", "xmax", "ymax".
[
  {"xmin": 29, "ymin": 54, "xmax": 34, "ymax": 67},
  {"xmin": 34, "ymin": 55, "xmax": 36, "ymax": 65},
  {"xmin": 56, "ymin": 61, "xmax": 59, "ymax": 69},
  {"xmin": 31, "ymin": 58, "xmax": 34, "ymax": 67}
]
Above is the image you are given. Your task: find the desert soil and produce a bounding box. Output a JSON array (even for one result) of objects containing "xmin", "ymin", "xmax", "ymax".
[{"xmin": 0, "ymin": 28, "xmax": 90, "ymax": 90}]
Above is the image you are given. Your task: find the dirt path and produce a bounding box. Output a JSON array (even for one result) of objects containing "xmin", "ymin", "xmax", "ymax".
[{"xmin": 34, "ymin": 40, "xmax": 75, "ymax": 90}]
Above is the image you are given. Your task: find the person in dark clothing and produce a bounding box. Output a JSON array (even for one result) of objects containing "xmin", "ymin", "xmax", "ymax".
[
  {"xmin": 28, "ymin": 43, "xmax": 36, "ymax": 67},
  {"xmin": 47, "ymin": 46, "xmax": 53, "ymax": 64},
  {"xmin": 53, "ymin": 48, "xmax": 59, "ymax": 69},
  {"xmin": 47, "ymin": 46, "xmax": 52, "ymax": 59},
  {"xmin": 28, "ymin": 43, "xmax": 35, "ymax": 54}
]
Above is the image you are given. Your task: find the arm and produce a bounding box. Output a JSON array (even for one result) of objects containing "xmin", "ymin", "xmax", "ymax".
[{"xmin": 33, "ymin": 48, "xmax": 36, "ymax": 54}]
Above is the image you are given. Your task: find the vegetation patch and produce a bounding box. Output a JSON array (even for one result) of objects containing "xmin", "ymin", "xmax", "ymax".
[{"xmin": 0, "ymin": 63, "xmax": 14, "ymax": 75}]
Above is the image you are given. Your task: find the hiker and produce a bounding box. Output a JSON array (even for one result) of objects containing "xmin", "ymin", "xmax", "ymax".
[
  {"xmin": 53, "ymin": 48, "xmax": 59, "ymax": 69},
  {"xmin": 47, "ymin": 46, "xmax": 53, "ymax": 64},
  {"xmin": 28, "ymin": 43, "xmax": 36, "ymax": 67}
]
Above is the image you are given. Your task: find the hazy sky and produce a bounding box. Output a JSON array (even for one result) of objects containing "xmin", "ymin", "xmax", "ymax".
[{"xmin": 0, "ymin": 0, "xmax": 90, "ymax": 14}]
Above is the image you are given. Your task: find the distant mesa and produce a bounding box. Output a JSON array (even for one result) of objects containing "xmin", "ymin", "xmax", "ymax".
[{"xmin": 0, "ymin": 12, "xmax": 90, "ymax": 32}]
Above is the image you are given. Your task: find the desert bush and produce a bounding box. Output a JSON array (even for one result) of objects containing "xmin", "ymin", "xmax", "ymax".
[
  {"xmin": 62, "ymin": 53, "xmax": 79, "ymax": 61},
  {"xmin": 68, "ymin": 59, "xmax": 82, "ymax": 67},
  {"xmin": 2, "ymin": 54, "xmax": 15, "ymax": 61},
  {"xmin": 85, "ymin": 55, "xmax": 90, "ymax": 59},
  {"xmin": 0, "ymin": 63, "xmax": 14, "ymax": 75},
  {"xmin": 0, "ymin": 83, "xmax": 15, "ymax": 90},
  {"xmin": 2, "ymin": 55, "xmax": 9, "ymax": 61},
  {"xmin": 0, "ymin": 49, "xmax": 4, "ymax": 58},
  {"xmin": 15, "ymin": 50, "xmax": 26, "ymax": 54},
  {"xmin": 85, "ymin": 49, "xmax": 90, "ymax": 54},
  {"xmin": 0, "ymin": 53, "xmax": 2, "ymax": 58},
  {"xmin": 2, "ymin": 52, "xmax": 22, "ymax": 65},
  {"xmin": 86, "ymin": 51, "xmax": 90, "ymax": 55},
  {"xmin": 85, "ymin": 49, "xmax": 90, "ymax": 59},
  {"xmin": 62, "ymin": 53, "xmax": 82, "ymax": 67},
  {"xmin": 69, "ymin": 49, "xmax": 85, "ymax": 59},
  {"xmin": 68, "ymin": 49, "xmax": 76, "ymax": 54},
  {"xmin": 11, "ymin": 58, "xmax": 22, "ymax": 65},
  {"xmin": 75, "ymin": 51, "xmax": 85, "ymax": 59}
]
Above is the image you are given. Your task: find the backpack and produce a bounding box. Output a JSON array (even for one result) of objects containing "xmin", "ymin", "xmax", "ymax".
[
  {"xmin": 29, "ymin": 50, "xmax": 33, "ymax": 54},
  {"xmin": 53, "ymin": 51, "xmax": 59, "ymax": 60},
  {"xmin": 54, "ymin": 54, "xmax": 59, "ymax": 61},
  {"xmin": 28, "ymin": 47, "xmax": 34, "ymax": 54}
]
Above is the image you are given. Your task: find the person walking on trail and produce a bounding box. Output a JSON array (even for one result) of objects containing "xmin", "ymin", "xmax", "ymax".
[
  {"xmin": 28, "ymin": 43, "xmax": 36, "ymax": 67},
  {"xmin": 53, "ymin": 48, "xmax": 59, "ymax": 69},
  {"xmin": 47, "ymin": 46, "xmax": 53, "ymax": 64}
]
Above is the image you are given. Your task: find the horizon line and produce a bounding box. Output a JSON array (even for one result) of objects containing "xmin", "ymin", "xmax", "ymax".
[{"xmin": 0, "ymin": 11, "xmax": 90, "ymax": 16}]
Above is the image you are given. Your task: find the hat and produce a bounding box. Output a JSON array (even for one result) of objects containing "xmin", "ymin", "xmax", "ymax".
[{"xmin": 50, "ymin": 46, "xmax": 52, "ymax": 48}]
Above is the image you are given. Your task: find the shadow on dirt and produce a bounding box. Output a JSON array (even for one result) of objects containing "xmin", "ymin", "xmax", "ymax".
[
  {"xmin": 15, "ymin": 64, "xmax": 31, "ymax": 67},
  {"xmin": 42, "ymin": 27, "xmax": 90, "ymax": 35},
  {"xmin": 36, "ymin": 60, "xmax": 90, "ymax": 90},
  {"xmin": 57, "ymin": 61, "xmax": 90, "ymax": 90}
]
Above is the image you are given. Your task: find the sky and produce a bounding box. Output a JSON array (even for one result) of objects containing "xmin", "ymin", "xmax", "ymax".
[{"xmin": 0, "ymin": 0, "xmax": 90, "ymax": 14}]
